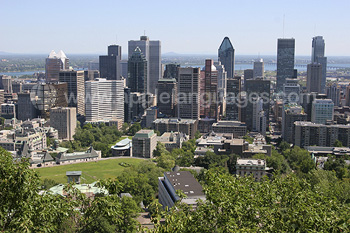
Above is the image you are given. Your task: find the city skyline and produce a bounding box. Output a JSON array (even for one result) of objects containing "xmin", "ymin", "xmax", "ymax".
[{"xmin": 1, "ymin": 0, "xmax": 350, "ymax": 56}]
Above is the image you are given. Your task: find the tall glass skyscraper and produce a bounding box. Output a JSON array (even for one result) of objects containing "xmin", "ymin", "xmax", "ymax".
[
  {"xmin": 128, "ymin": 36, "xmax": 161, "ymax": 95},
  {"xmin": 218, "ymin": 37, "xmax": 235, "ymax": 79},
  {"xmin": 128, "ymin": 47, "xmax": 148, "ymax": 93},
  {"xmin": 99, "ymin": 45, "xmax": 122, "ymax": 80},
  {"xmin": 277, "ymin": 38, "xmax": 295, "ymax": 92},
  {"xmin": 311, "ymin": 36, "xmax": 327, "ymax": 93}
]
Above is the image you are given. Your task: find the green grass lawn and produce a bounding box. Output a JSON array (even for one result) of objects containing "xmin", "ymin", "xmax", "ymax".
[{"xmin": 35, "ymin": 158, "xmax": 143, "ymax": 184}]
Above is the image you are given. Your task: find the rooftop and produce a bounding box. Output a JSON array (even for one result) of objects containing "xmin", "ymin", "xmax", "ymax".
[
  {"xmin": 237, "ymin": 159, "xmax": 266, "ymax": 166},
  {"xmin": 134, "ymin": 130, "xmax": 155, "ymax": 138},
  {"xmin": 164, "ymin": 171, "xmax": 204, "ymax": 197}
]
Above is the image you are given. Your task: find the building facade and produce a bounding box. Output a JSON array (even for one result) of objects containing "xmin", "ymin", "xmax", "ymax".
[
  {"xmin": 45, "ymin": 50, "xmax": 69, "ymax": 83},
  {"xmin": 307, "ymin": 63, "xmax": 322, "ymax": 93},
  {"xmin": 128, "ymin": 47, "xmax": 148, "ymax": 93},
  {"xmin": 276, "ymin": 38, "xmax": 295, "ymax": 91},
  {"xmin": 226, "ymin": 76, "xmax": 241, "ymax": 121},
  {"xmin": 212, "ymin": 121, "xmax": 246, "ymax": 138},
  {"xmin": 218, "ymin": 37, "xmax": 235, "ymax": 78},
  {"xmin": 236, "ymin": 159, "xmax": 268, "ymax": 181},
  {"xmin": 50, "ymin": 107, "xmax": 77, "ymax": 140},
  {"xmin": 99, "ymin": 45, "xmax": 122, "ymax": 80},
  {"xmin": 312, "ymin": 36, "xmax": 327, "ymax": 93},
  {"xmin": 156, "ymin": 78, "xmax": 177, "ymax": 117},
  {"xmin": 311, "ymin": 99, "xmax": 334, "ymax": 124},
  {"xmin": 153, "ymin": 118, "xmax": 198, "ymax": 139},
  {"xmin": 132, "ymin": 129, "xmax": 157, "ymax": 158}
]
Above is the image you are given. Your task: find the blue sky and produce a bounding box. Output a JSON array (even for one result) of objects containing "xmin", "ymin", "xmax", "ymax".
[{"xmin": 1, "ymin": 0, "xmax": 349, "ymax": 56}]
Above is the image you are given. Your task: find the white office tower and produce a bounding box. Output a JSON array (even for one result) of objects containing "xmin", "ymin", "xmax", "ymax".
[
  {"xmin": 311, "ymin": 99, "xmax": 334, "ymax": 124},
  {"xmin": 214, "ymin": 61, "xmax": 227, "ymax": 114},
  {"xmin": 85, "ymin": 79, "xmax": 124, "ymax": 125},
  {"xmin": 253, "ymin": 97, "xmax": 266, "ymax": 135},
  {"xmin": 128, "ymin": 36, "xmax": 161, "ymax": 95}
]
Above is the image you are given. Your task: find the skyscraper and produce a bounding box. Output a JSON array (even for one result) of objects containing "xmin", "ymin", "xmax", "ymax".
[
  {"xmin": 177, "ymin": 67, "xmax": 200, "ymax": 119},
  {"xmin": 226, "ymin": 76, "xmax": 241, "ymax": 121},
  {"xmin": 307, "ymin": 63, "xmax": 322, "ymax": 93},
  {"xmin": 50, "ymin": 107, "xmax": 77, "ymax": 140},
  {"xmin": 45, "ymin": 50, "xmax": 69, "ymax": 83},
  {"xmin": 218, "ymin": 37, "xmax": 235, "ymax": 79},
  {"xmin": 59, "ymin": 70, "xmax": 85, "ymax": 115},
  {"xmin": 200, "ymin": 59, "xmax": 219, "ymax": 120},
  {"xmin": 156, "ymin": 78, "xmax": 177, "ymax": 117},
  {"xmin": 0, "ymin": 75, "xmax": 12, "ymax": 93},
  {"xmin": 276, "ymin": 38, "xmax": 295, "ymax": 91},
  {"xmin": 312, "ymin": 36, "xmax": 327, "ymax": 93},
  {"xmin": 128, "ymin": 36, "xmax": 161, "ymax": 95},
  {"xmin": 99, "ymin": 45, "xmax": 122, "ymax": 80},
  {"xmin": 253, "ymin": 59, "xmax": 264, "ymax": 79},
  {"xmin": 85, "ymin": 79, "xmax": 124, "ymax": 124},
  {"xmin": 164, "ymin": 64, "xmax": 180, "ymax": 80},
  {"xmin": 326, "ymin": 83, "xmax": 340, "ymax": 107},
  {"xmin": 128, "ymin": 47, "xmax": 148, "ymax": 93},
  {"xmin": 311, "ymin": 99, "xmax": 334, "ymax": 124},
  {"xmin": 214, "ymin": 61, "xmax": 227, "ymax": 116}
]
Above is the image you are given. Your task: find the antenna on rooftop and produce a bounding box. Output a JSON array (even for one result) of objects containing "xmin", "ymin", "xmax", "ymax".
[{"xmin": 283, "ymin": 14, "xmax": 285, "ymax": 38}]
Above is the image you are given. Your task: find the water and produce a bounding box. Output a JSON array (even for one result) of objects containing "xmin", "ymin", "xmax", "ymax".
[{"xmin": 0, "ymin": 70, "xmax": 45, "ymax": 77}]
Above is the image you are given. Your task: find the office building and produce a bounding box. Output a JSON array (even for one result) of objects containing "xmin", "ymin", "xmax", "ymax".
[
  {"xmin": 311, "ymin": 99, "xmax": 334, "ymax": 124},
  {"xmin": 253, "ymin": 59, "xmax": 264, "ymax": 78},
  {"xmin": 99, "ymin": 45, "xmax": 122, "ymax": 80},
  {"xmin": 200, "ymin": 59, "xmax": 219, "ymax": 120},
  {"xmin": 156, "ymin": 78, "xmax": 177, "ymax": 117},
  {"xmin": 59, "ymin": 70, "xmax": 85, "ymax": 115},
  {"xmin": 84, "ymin": 70, "xmax": 99, "ymax": 81},
  {"xmin": 1, "ymin": 103, "xmax": 16, "ymax": 119},
  {"xmin": 252, "ymin": 97, "xmax": 267, "ymax": 135},
  {"xmin": 17, "ymin": 92, "xmax": 38, "ymax": 121},
  {"xmin": 276, "ymin": 38, "xmax": 295, "ymax": 91},
  {"xmin": 226, "ymin": 77, "xmax": 241, "ymax": 121},
  {"xmin": 214, "ymin": 61, "xmax": 227, "ymax": 115},
  {"xmin": 283, "ymin": 78, "xmax": 300, "ymax": 104},
  {"xmin": 164, "ymin": 64, "xmax": 180, "ymax": 80},
  {"xmin": 245, "ymin": 79, "xmax": 270, "ymax": 131},
  {"xmin": 244, "ymin": 69, "xmax": 254, "ymax": 81},
  {"xmin": 145, "ymin": 107, "xmax": 157, "ymax": 128},
  {"xmin": 153, "ymin": 118, "xmax": 198, "ymax": 139},
  {"xmin": 85, "ymin": 79, "xmax": 124, "ymax": 125},
  {"xmin": 307, "ymin": 63, "xmax": 322, "ymax": 93},
  {"xmin": 128, "ymin": 47, "xmax": 148, "ymax": 93},
  {"xmin": 45, "ymin": 50, "xmax": 69, "ymax": 83},
  {"xmin": 132, "ymin": 129, "xmax": 157, "ymax": 158},
  {"xmin": 218, "ymin": 37, "xmax": 235, "ymax": 78},
  {"xmin": 312, "ymin": 36, "xmax": 327, "ymax": 93},
  {"xmin": 212, "ymin": 121, "xmax": 246, "ymax": 138},
  {"xmin": 158, "ymin": 171, "xmax": 205, "ymax": 210},
  {"xmin": 31, "ymin": 83, "xmax": 68, "ymax": 119},
  {"xmin": 282, "ymin": 104, "xmax": 307, "ymax": 143},
  {"xmin": 326, "ymin": 83, "xmax": 340, "ymax": 107},
  {"xmin": 128, "ymin": 36, "xmax": 161, "ymax": 95},
  {"xmin": 0, "ymin": 75, "xmax": 12, "ymax": 93},
  {"xmin": 294, "ymin": 121, "xmax": 350, "ymax": 148},
  {"xmin": 12, "ymin": 81, "xmax": 22, "ymax": 94},
  {"xmin": 177, "ymin": 67, "xmax": 200, "ymax": 120},
  {"xmin": 236, "ymin": 159, "xmax": 268, "ymax": 181},
  {"xmin": 50, "ymin": 107, "xmax": 77, "ymax": 140}
]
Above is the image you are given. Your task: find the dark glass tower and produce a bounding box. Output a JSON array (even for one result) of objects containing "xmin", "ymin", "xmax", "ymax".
[
  {"xmin": 99, "ymin": 45, "xmax": 122, "ymax": 80},
  {"xmin": 276, "ymin": 38, "xmax": 295, "ymax": 92},
  {"xmin": 128, "ymin": 47, "xmax": 147, "ymax": 93},
  {"xmin": 218, "ymin": 37, "xmax": 235, "ymax": 79}
]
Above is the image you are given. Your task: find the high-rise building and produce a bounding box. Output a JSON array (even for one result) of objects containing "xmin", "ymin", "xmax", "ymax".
[
  {"xmin": 45, "ymin": 50, "xmax": 69, "ymax": 83},
  {"xmin": 132, "ymin": 129, "xmax": 157, "ymax": 158},
  {"xmin": 85, "ymin": 79, "xmax": 124, "ymax": 124},
  {"xmin": 1, "ymin": 103, "xmax": 16, "ymax": 119},
  {"xmin": 214, "ymin": 61, "xmax": 227, "ymax": 115},
  {"xmin": 311, "ymin": 99, "xmax": 334, "ymax": 124},
  {"xmin": 17, "ymin": 92, "xmax": 38, "ymax": 121},
  {"xmin": 50, "ymin": 107, "xmax": 77, "ymax": 140},
  {"xmin": 327, "ymin": 83, "xmax": 340, "ymax": 107},
  {"xmin": 164, "ymin": 64, "xmax": 180, "ymax": 80},
  {"xmin": 282, "ymin": 104, "xmax": 307, "ymax": 143},
  {"xmin": 156, "ymin": 78, "xmax": 177, "ymax": 117},
  {"xmin": 307, "ymin": 63, "xmax": 322, "ymax": 93},
  {"xmin": 12, "ymin": 81, "xmax": 23, "ymax": 94},
  {"xmin": 177, "ymin": 67, "xmax": 200, "ymax": 120},
  {"xmin": 84, "ymin": 70, "xmax": 99, "ymax": 81},
  {"xmin": 294, "ymin": 121, "xmax": 350, "ymax": 148},
  {"xmin": 253, "ymin": 59, "xmax": 264, "ymax": 79},
  {"xmin": 245, "ymin": 79, "xmax": 270, "ymax": 131},
  {"xmin": 128, "ymin": 47, "xmax": 148, "ymax": 93},
  {"xmin": 128, "ymin": 36, "xmax": 161, "ymax": 95},
  {"xmin": 226, "ymin": 76, "xmax": 241, "ymax": 121},
  {"xmin": 218, "ymin": 37, "xmax": 235, "ymax": 78},
  {"xmin": 312, "ymin": 36, "xmax": 327, "ymax": 93},
  {"xmin": 283, "ymin": 78, "xmax": 300, "ymax": 104},
  {"xmin": 277, "ymin": 38, "xmax": 295, "ymax": 91},
  {"xmin": 0, "ymin": 75, "xmax": 12, "ymax": 93},
  {"xmin": 200, "ymin": 59, "xmax": 219, "ymax": 120},
  {"xmin": 99, "ymin": 45, "xmax": 122, "ymax": 80},
  {"xmin": 59, "ymin": 70, "xmax": 85, "ymax": 115},
  {"xmin": 31, "ymin": 83, "xmax": 68, "ymax": 119}
]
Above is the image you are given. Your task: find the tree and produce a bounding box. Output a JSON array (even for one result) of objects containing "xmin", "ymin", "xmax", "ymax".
[
  {"xmin": 283, "ymin": 146, "xmax": 315, "ymax": 174},
  {"xmin": 156, "ymin": 154, "xmax": 175, "ymax": 171},
  {"xmin": 195, "ymin": 151, "xmax": 229, "ymax": 169},
  {"xmin": 334, "ymin": 139, "xmax": 344, "ymax": 147},
  {"xmin": 278, "ymin": 141, "xmax": 291, "ymax": 152},
  {"xmin": 153, "ymin": 141, "xmax": 170, "ymax": 157},
  {"xmin": 128, "ymin": 122, "xmax": 141, "ymax": 136},
  {"xmin": 194, "ymin": 131, "xmax": 202, "ymax": 139}
]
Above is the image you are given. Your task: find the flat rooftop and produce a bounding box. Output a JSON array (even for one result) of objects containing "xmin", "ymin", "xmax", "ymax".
[{"xmin": 164, "ymin": 171, "xmax": 204, "ymax": 197}]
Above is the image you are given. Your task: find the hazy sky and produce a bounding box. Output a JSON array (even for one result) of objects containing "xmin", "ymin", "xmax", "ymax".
[{"xmin": 1, "ymin": 0, "xmax": 350, "ymax": 56}]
